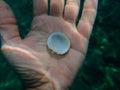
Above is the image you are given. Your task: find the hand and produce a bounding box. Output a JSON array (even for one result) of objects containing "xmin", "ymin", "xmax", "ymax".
[{"xmin": 0, "ymin": 0, "xmax": 98, "ymax": 90}]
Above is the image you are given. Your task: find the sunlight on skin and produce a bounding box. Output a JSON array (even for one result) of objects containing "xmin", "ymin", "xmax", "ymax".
[
  {"xmin": 0, "ymin": 0, "xmax": 98, "ymax": 90},
  {"xmin": 2, "ymin": 45, "xmax": 39, "ymax": 60}
]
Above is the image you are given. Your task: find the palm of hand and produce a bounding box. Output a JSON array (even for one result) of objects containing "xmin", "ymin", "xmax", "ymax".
[
  {"xmin": 3, "ymin": 15, "xmax": 85, "ymax": 90},
  {"xmin": 0, "ymin": 0, "xmax": 98, "ymax": 90}
]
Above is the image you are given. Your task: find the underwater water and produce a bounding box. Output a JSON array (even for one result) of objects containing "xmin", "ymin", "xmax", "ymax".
[{"xmin": 0, "ymin": 0, "xmax": 120, "ymax": 90}]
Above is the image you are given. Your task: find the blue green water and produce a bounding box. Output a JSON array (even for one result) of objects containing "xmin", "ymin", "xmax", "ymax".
[{"xmin": 0, "ymin": 0, "xmax": 120, "ymax": 90}]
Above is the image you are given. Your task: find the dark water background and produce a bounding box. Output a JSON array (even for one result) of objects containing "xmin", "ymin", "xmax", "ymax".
[{"xmin": 0, "ymin": 0, "xmax": 120, "ymax": 90}]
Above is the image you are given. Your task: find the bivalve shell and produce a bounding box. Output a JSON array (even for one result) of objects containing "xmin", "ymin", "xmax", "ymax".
[{"xmin": 47, "ymin": 32, "xmax": 70, "ymax": 55}]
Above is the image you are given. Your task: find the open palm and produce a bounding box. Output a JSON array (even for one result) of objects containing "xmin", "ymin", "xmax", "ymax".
[{"xmin": 0, "ymin": 0, "xmax": 98, "ymax": 90}]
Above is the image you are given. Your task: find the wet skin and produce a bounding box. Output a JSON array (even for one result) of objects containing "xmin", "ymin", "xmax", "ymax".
[{"xmin": 0, "ymin": 0, "xmax": 98, "ymax": 90}]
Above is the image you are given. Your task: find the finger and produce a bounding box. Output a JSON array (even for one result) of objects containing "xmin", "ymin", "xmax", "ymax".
[
  {"xmin": 0, "ymin": 0, "xmax": 21, "ymax": 43},
  {"xmin": 77, "ymin": 0, "xmax": 98, "ymax": 39},
  {"xmin": 64, "ymin": 0, "xmax": 80, "ymax": 23},
  {"xmin": 50, "ymin": 0, "xmax": 64, "ymax": 16},
  {"xmin": 33, "ymin": 0, "xmax": 48, "ymax": 16}
]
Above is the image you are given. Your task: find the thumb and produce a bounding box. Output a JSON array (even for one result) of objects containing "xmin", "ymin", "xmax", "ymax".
[{"xmin": 0, "ymin": 0, "xmax": 21, "ymax": 44}]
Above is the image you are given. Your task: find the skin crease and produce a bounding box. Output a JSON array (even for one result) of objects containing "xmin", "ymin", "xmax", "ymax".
[{"xmin": 0, "ymin": 0, "xmax": 98, "ymax": 90}]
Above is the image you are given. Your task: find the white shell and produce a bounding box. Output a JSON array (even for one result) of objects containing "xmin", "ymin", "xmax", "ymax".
[{"xmin": 47, "ymin": 32, "xmax": 70, "ymax": 55}]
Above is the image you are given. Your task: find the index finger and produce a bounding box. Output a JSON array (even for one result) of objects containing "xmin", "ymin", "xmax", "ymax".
[{"xmin": 33, "ymin": 0, "xmax": 48, "ymax": 16}]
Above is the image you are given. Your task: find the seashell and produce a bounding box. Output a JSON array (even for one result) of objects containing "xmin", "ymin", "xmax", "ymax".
[{"xmin": 47, "ymin": 32, "xmax": 70, "ymax": 55}]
